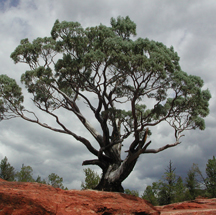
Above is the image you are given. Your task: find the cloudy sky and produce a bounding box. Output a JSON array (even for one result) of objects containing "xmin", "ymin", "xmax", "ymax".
[{"xmin": 0, "ymin": 0, "xmax": 216, "ymax": 195}]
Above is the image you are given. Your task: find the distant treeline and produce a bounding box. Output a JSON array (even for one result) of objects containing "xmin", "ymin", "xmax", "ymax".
[
  {"xmin": 2, "ymin": 155, "xmax": 216, "ymax": 206},
  {"xmin": 0, "ymin": 156, "xmax": 67, "ymax": 190}
]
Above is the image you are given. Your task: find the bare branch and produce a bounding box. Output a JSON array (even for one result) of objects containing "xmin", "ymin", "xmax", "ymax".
[
  {"xmin": 82, "ymin": 159, "xmax": 106, "ymax": 170},
  {"xmin": 12, "ymin": 103, "xmax": 100, "ymax": 157},
  {"xmin": 144, "ymin": 132, "xmax": 184, "ymax": 154},
  {"xmin": 144, "ymin": 141, "xmax": 180, "ymax": 154}
]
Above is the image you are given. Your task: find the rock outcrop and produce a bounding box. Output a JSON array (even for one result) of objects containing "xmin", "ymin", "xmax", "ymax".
[
  {"xmin": 156, "ymin": 197, "xmax": 216, "ymax": 215},
  {"xmin": 0, "ymin": 179, "xmax": 159, "ymax": 214},
  {"xmin": 1, "ymin": 178, "xmax": 216, "ymax": 214}
]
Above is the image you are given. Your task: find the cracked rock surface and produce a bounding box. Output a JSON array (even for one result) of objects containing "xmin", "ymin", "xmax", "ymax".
[{"xmin": 0, "ymin": 178, "xmax": 159, "ymax": 215}]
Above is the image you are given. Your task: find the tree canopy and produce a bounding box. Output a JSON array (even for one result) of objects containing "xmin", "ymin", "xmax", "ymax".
[{"xmin": 0, "ymin": 16, "xmax": 211, "ymax": 192}]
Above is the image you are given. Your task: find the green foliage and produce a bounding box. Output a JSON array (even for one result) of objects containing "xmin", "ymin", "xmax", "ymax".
[
  {"xmin": 142, "ymin": 161, "xmax": 191, "ymax": 205},
  {"xmin": 35, "ymin": 175, "xmax": 47, "ymax": 184},
  {"xmin": 0, "ymin": 156, "xmax": 67, "ymax": 189},
  {"xmin": 157, "ymin": 160, "xmax": 178, "ymax": 205},
  {"xmin": 16, "ymin": 165, "xmax": 35, "ymax": 182},
  {"xmin": 205, "ymin": 156, "xmax": 216, "ymax": 197},
  {"xmin": 141, "ymin": 182, "xmax": 159, "ymax": 206},
  {"xmin": 124, "ymin": 189, "xmax": 139, "ymax": 197},
  {"xmin": 0, "ymin": 156, "xmax": 15, "ymax": 181},
  {"xmin": 142, "ymin": 158, "xmax": 216, "ymax": 205},
  {"xmin": 185, "ymin": 163, "xmax": 200, "ymax": 200},
  {"xmin": 0, "ymin": 75, "xmax": 23, "ymax": 120},
  {"xmin": 48, "ymin": 173, "xmax": 65, "ymax": 189},
  {"xmin": 36, "ymin": 173, "xmax": 67, "ymax": 189},
  {"xmin": 2, "ymin": 16, "xmax": 210, "ymax": 135},
  {"xmin": 81, "ymin": 168, "xmax": 100, "ymax": 190},
  {"xmin": 110, "ymin": 16, "xmax": 136, "ymax": 39},
  {"xmin": 174, "ymin": 176, "xmax": 186, "ymax": 202}
]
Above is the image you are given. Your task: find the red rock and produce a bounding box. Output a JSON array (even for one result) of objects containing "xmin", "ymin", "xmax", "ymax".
[
  {"xmin": 173, "ymin": 202, "xmax": 206, "ymax": 210},
  {"xmin": 156, "ymin": 198, "xmax": 216, "ymax": 215},
  {"xmin": 0, "ymin": 179, "xmax": 159, "ymax": 215},
  {"xmin": 1, "ymin": 179, "xmax": 216, "ymax": 214}
]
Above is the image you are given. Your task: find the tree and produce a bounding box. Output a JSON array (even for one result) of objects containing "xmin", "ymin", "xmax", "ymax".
[
  {"xmin": 0, "ymin": 156, "xmax": 15, "ymax": 181},
  {"xmin": 185, "ymin": 163, "xmax": 200, "ymax": 199},
  {"xmin": 174, "ymin": 176, "xmax": 185, "ymax": 202},
  {"xmin": 16, "ymin": 164, "xmax": 34, "ymax": 182},
  {"xmin": 35, "ymin": 175, "xmax": 47, "ymax": 184},
  {"xmin": 48, "ymin": 173, "xmax": 65, "ymax": 189},
  {"xmin": 205, "ymin": 156, "xmax": 216, "ymax": 197},
  {"xmin": 124, "ymin": 189, "xmax": 139, "ymax": 197},
  {"xmin": 157, "ymin": 160, "xmax": 177, "ymax": 205},
  {"xmin": 146, "ymin": 161, "xmax": 187, "ymax": 205},
  {"xmin": 142, "ymin": 182, "xmax": 159, "ymax": 205},
  {"xmin": 81, "ymin": 168, "xmax": 100, "ymax": 189},
  {"xmin": 0, "ymin": 16, "xmax": 211, "ymax": 192}
]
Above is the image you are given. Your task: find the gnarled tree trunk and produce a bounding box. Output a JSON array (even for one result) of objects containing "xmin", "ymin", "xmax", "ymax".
[
  {"xmin": 83, "ymin": 139, "xmax": 139, "ymax": 192},
  {"xmin": 94, "ymin": 157, "xmax": 138, "ymax": 192}
]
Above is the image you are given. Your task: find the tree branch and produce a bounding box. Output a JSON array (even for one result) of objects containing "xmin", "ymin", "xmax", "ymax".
[
  {"xmin": 82, "ymin": 159, "xmax": 106, "ymax": 170},
  {"xmin": 144, "ymin": 141, "xmax": 180, "ymax": 154},
  {"xmin": 50, "ymin": 83, "xmax": 104, "ymax": 146},
  {"xmin": 17, "ymin": 108, "xmax": 100, "ymax": 157}
]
